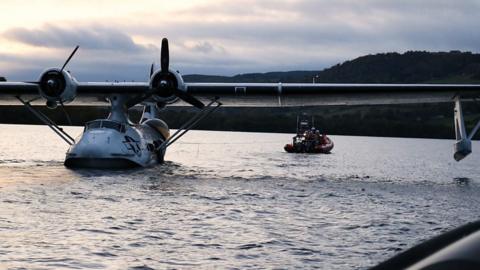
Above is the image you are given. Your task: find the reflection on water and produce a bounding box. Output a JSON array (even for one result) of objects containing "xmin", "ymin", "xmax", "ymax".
[
  {"xmin": 453, "ymin": 177, "xmax": 471, "ymax": 186},
  {"xmin": 0, "ymin": 124, "xmax": 479, "ymax": 269}
]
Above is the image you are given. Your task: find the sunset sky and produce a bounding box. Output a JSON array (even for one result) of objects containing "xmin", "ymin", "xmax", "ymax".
[{"xmin": 0, "ymin": 0, "xmax": 479, "ymax": 81}]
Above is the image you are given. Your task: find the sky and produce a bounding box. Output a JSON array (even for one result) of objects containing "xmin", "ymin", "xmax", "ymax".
[{"xmin": 0, "ymin": 0, "xmax": 479, "ymax": 81}]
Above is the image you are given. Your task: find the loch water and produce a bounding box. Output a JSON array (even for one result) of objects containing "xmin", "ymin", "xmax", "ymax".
[{"xmin": 0, "ymin": 124, "xmax": 479, "ymax": 269}]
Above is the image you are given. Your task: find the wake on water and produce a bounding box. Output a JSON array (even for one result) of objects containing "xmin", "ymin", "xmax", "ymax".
[{"xmin": 0, "ymin": 125, "xmax": 479, "ymax": 269}]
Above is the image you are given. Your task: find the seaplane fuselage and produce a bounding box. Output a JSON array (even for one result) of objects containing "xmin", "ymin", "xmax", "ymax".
[{"xmin": 64, "ymin": 119, "xmax": 167, "ymax": 169}]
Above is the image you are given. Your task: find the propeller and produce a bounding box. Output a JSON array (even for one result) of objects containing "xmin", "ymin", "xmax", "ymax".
[
  {"xmin": 173, "ymin": 88, "xmax": 205, "ymax": 109},
  {"xmin": 129, "ymin": 38, "xmax": 205, "ymax": 109},
  {"xmin": 61, "ymin": 45, "xmax": 79, "ymax": 72},
  {"xmin": 128, "ymin": 39, "xmax": 205, "ymax": 109},
  {"xmin": 36, "ymin": 45, "xmax": 80, "ymax": 96},
  {"xmin": 150, "ymin": 63, "xmax": 155, "ymax": 78},
  {"xmin": 34, "ymin": 46, "xmax": 79, "ymax": 125},
  {"xmin": 161, "ymin": 38, "xmax": 169, "ymax": 73}
]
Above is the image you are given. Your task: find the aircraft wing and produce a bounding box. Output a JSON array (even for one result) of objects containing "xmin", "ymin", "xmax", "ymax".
[
  {"xmin": 0, "ymin": 81, "xmax": 149, "ymax": 105},
  {"xmin": 76, "ymin": 82, "xmax": 149, "ymax": 94},
  {"xmin": 185, "ymin": 83, "xmax": 480, "ymax": 106},
  {"xmin": 0, "ymin": 82, "xmax": 39, "ymax": 94},
  {"xmin": 1, "ymin": 80, "xmax": 480, "ymax": 106},
  {"xmin": 74, "ymin": 82, "xmax": 149, "ymax": 103}
]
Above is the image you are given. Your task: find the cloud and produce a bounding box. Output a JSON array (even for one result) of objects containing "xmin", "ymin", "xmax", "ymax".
[
  {"xmin": 158, "ymin": 0, "xmax": 480, "ymax": 51},
  {"xmin": 107, "ymin": 0, "xmax": 480, "ymax": 77},
  {"xmin": 193, "ymin": 41, "xmax": 214, "ymax": 53},
  {"xmin": 180, "ymin": 41, "xmax": 227, "ymax": 54},
  {"xmin": 3, "ymin": 24, "xmax": 156, "ymax": 52},
  {"xmin": 2, "ymin": 0, "xmax": 480, "ymax": 79},
  {"xmin": 0, "ymin": 24, "xmax": 161, "ymax": 81}
]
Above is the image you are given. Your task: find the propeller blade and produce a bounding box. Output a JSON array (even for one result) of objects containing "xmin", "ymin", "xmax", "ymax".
[
  {"xmin": 160, "ymin": 38, "xmax": 169, "ymax": 73},
  {"xmin": 61, "ymin": 45, "xmax": 79, "ymax": 72},
  {"xmin": 150, "ymin": 62, "xmax": 155, "ymax": 77},
  {"xmin": 174, "ymin": 89, "xmax": 205, "ymax": 109}
]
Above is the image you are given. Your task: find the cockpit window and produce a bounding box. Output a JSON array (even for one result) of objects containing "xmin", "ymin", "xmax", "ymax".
[
  {"xmin": 85, "ymin": 120, "xmax": 126, "ymax": 133},
  {"xmin": 102, "ymin": 121, "xmax": 121, "ymax": 131},
  {"xmin": 86, "ymin": 121, "xmax": 101, "ymax": 129}
]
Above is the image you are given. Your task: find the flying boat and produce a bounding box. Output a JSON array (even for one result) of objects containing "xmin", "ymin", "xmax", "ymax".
[{"xmin": 0, "ymin": 38, "xmax": 480, "ymax": 168}]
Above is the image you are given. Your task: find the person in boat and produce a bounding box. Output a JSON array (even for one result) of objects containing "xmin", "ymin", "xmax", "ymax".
[
  {"xmin": 306, "ymin": 127, "xmax": 316, "ymax": 140},
  {"xmin": 314, "ymin": 130, "xmax": 321, "ymax": 144},
  {"xmin": 320, "ymin": 134, "xmax": 328, "ymax": 144},
  {"xmin": 303, "ymin": 127, "xmax": 316, "ymax": 151}
]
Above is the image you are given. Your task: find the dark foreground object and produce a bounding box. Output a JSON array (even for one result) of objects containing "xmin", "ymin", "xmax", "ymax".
[{"xmin": 371, "ymin": 220, "xmax": 480, "ymax": 270}]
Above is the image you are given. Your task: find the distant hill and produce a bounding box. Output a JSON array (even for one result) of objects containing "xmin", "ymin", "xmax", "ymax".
[
  {"xmin": 184, "ymin": 51, "xmax": 480, "ymax": 84},
  {"xmin": 184, "ymin": 71, "xmax": 319, "ymax": 83}
]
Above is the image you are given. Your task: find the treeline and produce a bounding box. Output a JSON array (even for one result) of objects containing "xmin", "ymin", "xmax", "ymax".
[
  {"xmin": 161, "ymin": 104, "xmax": 480, "ymax": 139},
  {"xmin": 1, "ymin": 102, "xmax": 479, "ymax": 140},
  {"xmin": 316, "ymin": 51, "xmax": 480, "ymax": 83},
  {"xmin": 184, "ymin": 51, "xmax": 480, "ymax": 84}
]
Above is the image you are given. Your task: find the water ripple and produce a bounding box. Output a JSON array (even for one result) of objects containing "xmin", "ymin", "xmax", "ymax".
[{"xmin": 0, "ymin": 128, "xmax": 479, "ymax": 269}]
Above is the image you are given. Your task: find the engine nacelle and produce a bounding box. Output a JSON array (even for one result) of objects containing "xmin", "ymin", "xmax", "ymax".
[
  {"xmin": 149, "ymin": 69, "xmax": 185, "ymax": 104},
  {"xmin": 38, "ymin": 68, "xmax": 78, "ymax": 107},
  {"xmin": 143, "ymin": 118, "xmax": 170, "ymax": 140}
]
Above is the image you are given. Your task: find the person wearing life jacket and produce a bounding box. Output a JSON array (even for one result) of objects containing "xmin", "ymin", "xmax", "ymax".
[
  {"xmin": 314, "ymin": 130, "xmax": 321, "ymax": 144},
  {"xmin": 302, "ymin": 127, "xmax": 314, "ymax": 152},
  {"xmin": 320, "ymin": 134, "xmax": 328, "ymax": 144},
  {"xmin": 306, "ymin": 127, "xmax": 315, "ymax": 140}
]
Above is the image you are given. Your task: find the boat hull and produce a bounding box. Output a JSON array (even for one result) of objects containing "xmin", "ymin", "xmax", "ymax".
[{"xmin": 284, "ymin": 137, "xmax": 334, "ymax": 154}]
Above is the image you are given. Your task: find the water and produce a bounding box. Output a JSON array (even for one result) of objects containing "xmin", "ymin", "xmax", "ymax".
[{"xmin": 0, "ymin": 124, "xmax": 479, "ymax": 269}]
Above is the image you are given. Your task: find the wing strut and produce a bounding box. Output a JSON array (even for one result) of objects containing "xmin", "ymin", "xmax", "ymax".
[
  {"xmin": 16, "ymin": 96, "xmax": 75, "ymax": 145},
  {"xmin": 157, "ymin": 97, "xmax": 222, "ymax": 150},
  {"xmin": 453, "ymin": 96, "xmax": 480, "ymax": 161}
]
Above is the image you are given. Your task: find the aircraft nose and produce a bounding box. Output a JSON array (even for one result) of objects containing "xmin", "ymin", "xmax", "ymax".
[{"xmin": 69, "ymin": 129, "xmax": 123, "ymax": 158}]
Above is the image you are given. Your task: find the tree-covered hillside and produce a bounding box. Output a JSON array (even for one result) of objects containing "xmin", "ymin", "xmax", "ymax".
[
  {"xmin": 184, "ymin": 51, "xmax": 480, "ymax": 84},
  {"xmin": 316, "ymin": 51, "xmax": 480, "ymax": 83}
]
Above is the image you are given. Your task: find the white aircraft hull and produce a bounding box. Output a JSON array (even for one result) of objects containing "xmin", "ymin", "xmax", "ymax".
[{"xmin": 65, "ymin": 122, "xmax": 165, "ymax": 169}]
